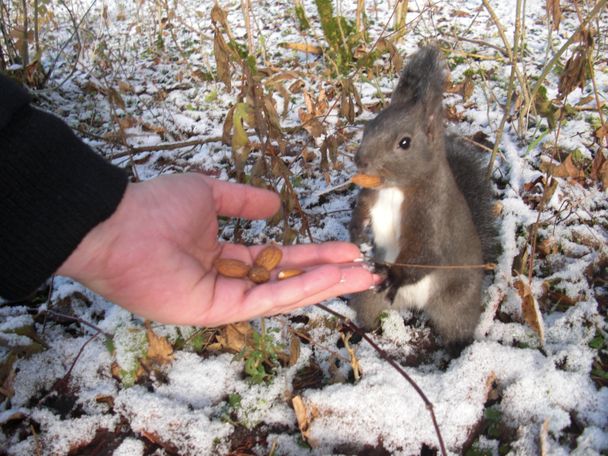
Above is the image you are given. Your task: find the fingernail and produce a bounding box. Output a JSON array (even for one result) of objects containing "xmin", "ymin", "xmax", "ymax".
[
  {"xmin": 353, "ymin": 256, "xmax": 365, "ymax": 263},
  {"xmin": 367, "ymin": 275, "xmax": 384, "ymax": 290}
]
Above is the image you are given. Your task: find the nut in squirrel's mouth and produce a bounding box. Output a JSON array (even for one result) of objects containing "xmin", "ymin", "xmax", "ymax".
[{"xmin": 352, "ymin": 173, "xmax": 384, "ymax": 189}]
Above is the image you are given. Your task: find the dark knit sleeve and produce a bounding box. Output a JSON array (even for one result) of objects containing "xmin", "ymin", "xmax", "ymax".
[{"xmin": 0, "ymin": 74, "xmax": 128, "ymax": 300}]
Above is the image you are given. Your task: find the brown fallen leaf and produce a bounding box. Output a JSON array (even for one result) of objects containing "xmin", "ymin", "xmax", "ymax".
[
  {"xmin": 514, "ymin": 277, "xmax": 545, "ymax": 344},
  {"xmin": 591, "ymin": 150, "xmax": 608, "ymax": 189},
  {"xmin": 540, "ymin": 153, "xmax": 585, "ymax": 180},
  {"xmin": 546, "ymin": 0, "xmax": 561, "ymax": 31},
  {"xmin": 289, "ymin": 334, "xmax": 301, "ymax": 367},
  {"xmin": 538, "ymin": 237, "xmax": 558, "ymax": 256},
  {"xmin": 292, "ymin": 395, "xmax": 312, "ymax": 442},
  {"xmin": 145, "ymin": 322, "xmax": 173, "ymax": 366},
  {"xmin": 210, "ymin": 322, "xmax": 254, "ymax": 353},
  {"xmin": 280, "ymin": 42, "xmax": 323, "ymax": 55},
  {"xmin": 540, "ymin": 418, "xmax": 550, "ymax": 456}
]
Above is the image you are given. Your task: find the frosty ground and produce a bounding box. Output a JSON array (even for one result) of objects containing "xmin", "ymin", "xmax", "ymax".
[{"xmin": 1, "ymin": 0, "xmax": 607, "ymax": 455}]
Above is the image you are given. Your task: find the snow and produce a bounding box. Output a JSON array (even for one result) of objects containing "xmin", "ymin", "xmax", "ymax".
[{"xmin": 2, "ymin": 0, "xmax": 607, "ymax": 454}]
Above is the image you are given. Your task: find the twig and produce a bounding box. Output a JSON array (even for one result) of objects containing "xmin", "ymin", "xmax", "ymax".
[
  {"xmin": 42, "ymin": 309, "xmax": 111, "ymax": 338},
  {"xmin": 44, "ymin": 0, "xmax": 97, "ymax": 87},
  {"xmin": 314, "ymin": 179, "xmax": 353, "ymax": 197},
  {"xmin": 480, "ymin": 0, "xmax": 531, "ymax": 118},
  {"xmin": 315, "ymin": 303, "xmax": 448, "ymax": 456},
  {"xmin": 109, "ymin": 136, "xmax": 224, "ymax": 159},
  {"xmin": 486, "ymin": 0, "xmax": 523, "ymax": 176},
  {"xmin": 524, "ymin": 0, "xmax": 608, "ymax": 123},
  {"xmin": 452, "ymin": 35, "xmax": 509, "ymax": 57},
  {"xmin": 320, "ymin": 0, "xmax": 404, "ymax": 125},
  {"xmin": 58, "ymin": 333, "xmax": 100, "ymax": 387},
  {"xmin": 379, "ymin": 261, "xmax": 496, "ymax": 270}
]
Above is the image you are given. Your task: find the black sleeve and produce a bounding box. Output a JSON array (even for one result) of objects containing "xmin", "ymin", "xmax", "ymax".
[{"xmin": 0, "ymin": 74, "xmax": 128, "ymax": 300}]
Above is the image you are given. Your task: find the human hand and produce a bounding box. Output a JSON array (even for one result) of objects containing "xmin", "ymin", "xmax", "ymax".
[{"xmin": 57, "ymin": 173, "xmax": 379, "ymax": 326}]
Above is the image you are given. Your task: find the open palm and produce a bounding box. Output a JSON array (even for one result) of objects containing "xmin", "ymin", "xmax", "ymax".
[{"xmin": 58, "ymin": 173, "xmax": 377, "ymax": 326}]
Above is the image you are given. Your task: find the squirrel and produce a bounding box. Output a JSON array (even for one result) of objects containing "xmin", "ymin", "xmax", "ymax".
[{"xmin": 349, "ymin": 46, "xmax": 497, "ymax": 344}]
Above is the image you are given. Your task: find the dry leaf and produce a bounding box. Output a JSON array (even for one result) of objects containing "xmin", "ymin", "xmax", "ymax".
[
  {"xmin": 558, "ymin": 48, "xmax": 589, "ymax": 99},
  {"xmin": 540, "ymin": 418, "xmax": 550, "ymax": 456},
  {"xmin": 117, "ymin": 80, "xmax": 134, "ymax": 93},
  {"xmin": 595, "ymin": 125, "xmax": 608, "ymax": 148},
  {"xmin": 145, "ymin": 324, "xmax": 173, "ymax": 365},
  {"xmin": 340, "ymin": 333, "xmax": 361, "ymax": 381},
  {"xmin": 289, "ymin": 79, "xmax": 305, "ymax": 94},
  {"xmin": 546, "ymin": 0, "xmax": 561, "ymax": 31},
  {"xmin": 212, "ymin": 322, "xmax": 254, "ymax": 353},
  {"xmin": 280, "ymin": 42, "xmax": 323, "ymax": 55},
  {"xmin": 213, "ymin": 29, "xmax": 232, "ymax": 90},
  {"xmin": 107, "ymin": 88, "xmax": 126, "ymax": 110},
  {"xmin": 514, "ymin": 278, "xmax": 545, "ymax": 344},
  {"xmin": 484, "ymin": 372, "xmax": 498, "ymax": 402},
  {"xmin": 289, "ymin": 335, "xmax": 301, "ymax": 367},
  {"xmin": 538, "ymin": 237, "xmax": 558, "ymax": 256},
  {"xmin": 292, "ymin": 395, "xmax": 313, "ymax": 443},
  {"xmin": 540, "ymin": 154, "xmax": 585, "ymax": 180}
]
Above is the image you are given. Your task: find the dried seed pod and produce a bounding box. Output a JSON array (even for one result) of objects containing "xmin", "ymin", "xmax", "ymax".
[
  {"xmin": 254, "ymin": 245, "xmax": 283, "ymax": 271},
  {"xmin": 214, "ymin": 258, "xmax": 250, "ymax": 278},
  {"xmin": 352, "ymin": 173, "xmax": 384, "ymax": 189},
  {"xmin": 248, "ymin": 266, "xmax": 271, "ymax": 284},
  {"xmin": 277, "ymin": 268, "xmax": 304, "ymax": 280}
]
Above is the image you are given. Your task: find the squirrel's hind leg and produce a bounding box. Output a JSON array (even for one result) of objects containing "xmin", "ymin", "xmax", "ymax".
[{"xmin": 424, "ymin": 277, "xmax": 483, "ymax": 344}]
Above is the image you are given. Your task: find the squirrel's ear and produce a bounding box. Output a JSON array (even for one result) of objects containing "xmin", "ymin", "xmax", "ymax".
[
  {"xmin": 425, "ymin": 107, "xmax": 443, "ymax": 142},
  {"xmin": 390, "ymin": 46, "xmax": 446, "ymax": 108}
]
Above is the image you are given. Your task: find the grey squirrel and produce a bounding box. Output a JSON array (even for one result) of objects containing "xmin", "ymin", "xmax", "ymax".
[{"xmin": 349, "ymin": 46, "xmax": 497, "ymax": 344}]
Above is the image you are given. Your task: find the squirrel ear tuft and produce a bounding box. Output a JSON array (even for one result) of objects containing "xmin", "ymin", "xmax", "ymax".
[{"xmin": 390, "ymin": 46, "xmax": 446, "ymax": 109}]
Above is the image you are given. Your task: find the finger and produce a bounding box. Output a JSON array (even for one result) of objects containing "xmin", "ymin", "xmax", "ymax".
[
  {"xmin": 242, "ymin": 265, "xmax": 343, "ymax": 315},
  {"xmin": 242, "ymin": 264, "xmax": 377, "ymax": 316},
  {"xmin": 278, "ymin": 242, "xmax": 365, "ymax": 267},
  {"xmin": 206, "ymin": 177, "xmax": 280, "ymax": 220},
  {"xmin": 281, "ymin": 266, "xmax": 381, "ymax": 310}
]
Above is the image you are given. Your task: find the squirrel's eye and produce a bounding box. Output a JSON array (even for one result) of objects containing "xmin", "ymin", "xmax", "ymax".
[{"xmin": 398, "ymin": 137, "xmax": 411, "ymax": 150}]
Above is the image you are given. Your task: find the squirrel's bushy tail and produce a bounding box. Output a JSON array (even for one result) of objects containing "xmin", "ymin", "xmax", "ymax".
[
  {"xmin": 446, "ymin": 138, "xmax": 499, "ymax": 263},
  {"xmin": 390, "ymin": 46, "xmax": 446, "ymax": 106}
]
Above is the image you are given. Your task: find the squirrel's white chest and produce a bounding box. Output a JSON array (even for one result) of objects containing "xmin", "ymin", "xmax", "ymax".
[{"xmin": 369, "ymin": 187, "xmax": 404, "ymax": 263}]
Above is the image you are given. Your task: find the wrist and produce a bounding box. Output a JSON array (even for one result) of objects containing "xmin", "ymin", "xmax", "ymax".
[{"xmin": 56, "ymin": 182, "xmax": 132, "ymax": 282}]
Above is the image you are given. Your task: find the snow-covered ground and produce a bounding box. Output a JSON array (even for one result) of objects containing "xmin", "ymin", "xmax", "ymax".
[{"xmin": 1, "ymin": 0, "xmax": 607, "ymax": 454}]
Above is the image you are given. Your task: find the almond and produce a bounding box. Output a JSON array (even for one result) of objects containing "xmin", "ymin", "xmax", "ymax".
[
  {"xmin": 352, "ymin": 173, "xmax": 384, "ymax": 189},
  {"xmin": 254, "ymin": 245, "xmax": 283, "ymax": 271},
  {"xmin": 277, "ymin": 268, "xmax": 304, "ymax": 280},
  {"xmin": 214, "ymin": 258, "xmax": 250, "ymax": 278},
  {"xmin": 248, "ymin": 266, "xmax": 271, "ymax": 284}
]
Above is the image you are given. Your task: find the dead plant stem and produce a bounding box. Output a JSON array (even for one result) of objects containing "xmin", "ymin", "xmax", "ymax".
[
  {"xmin": 525, "ymin": 0, "xmax": 608, "ymax": 123},
  {"xmin": 486, "ymin": 0, "xmax": 523, "ymax": 176},
  {"xmin": 315, "ymin": 303, "xmax": 448, "ymax": 456},
  {"xmin": 379, "ymin": 261, "xmax": 496, "ymax": 270}
]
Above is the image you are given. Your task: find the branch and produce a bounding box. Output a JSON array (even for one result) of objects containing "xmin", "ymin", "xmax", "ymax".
[{"xmin": 316, "ymin": 304, "xmax": 448, "ymax": 456}]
